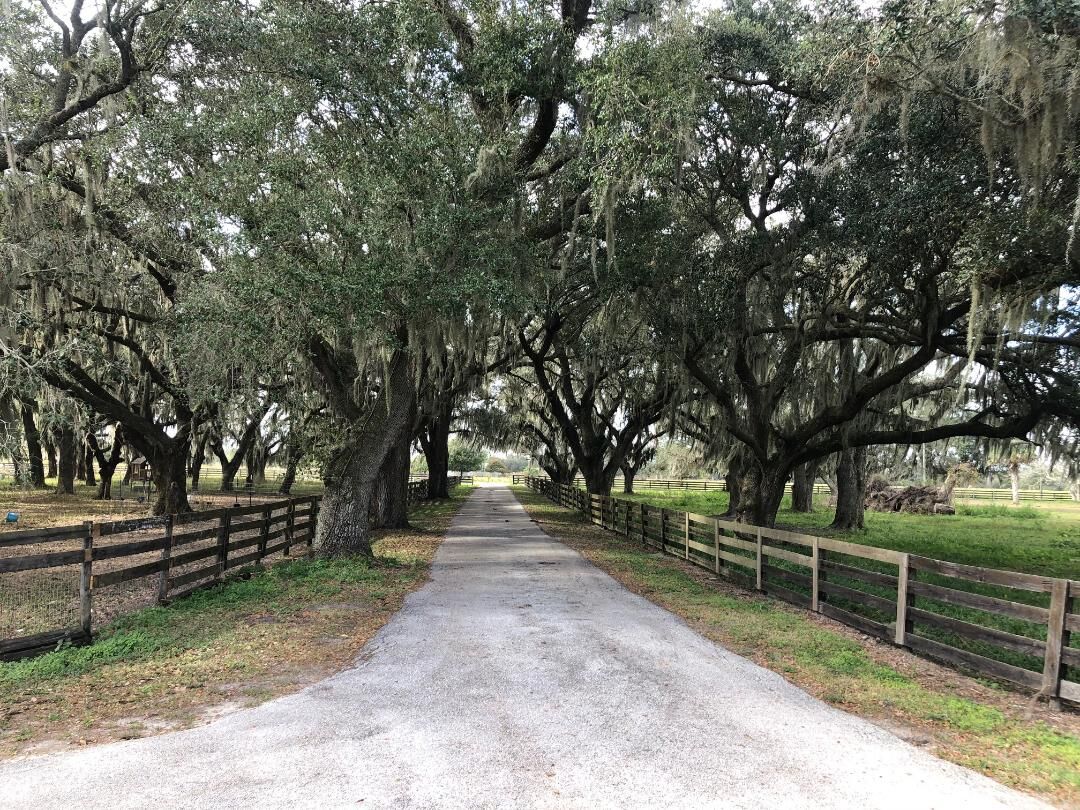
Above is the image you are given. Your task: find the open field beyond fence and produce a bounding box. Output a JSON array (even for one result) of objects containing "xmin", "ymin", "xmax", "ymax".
[{"xmin": 524, "ymin": 478, "xmax": 1080, "ymax": 709}]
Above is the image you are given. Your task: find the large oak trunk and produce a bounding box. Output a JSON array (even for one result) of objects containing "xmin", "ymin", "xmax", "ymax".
[
  {"xmin": 18, "ymin": 403, "xmax": 46, "ymax": 489},
  {"xmin": 83, "ymin": 439, "xmax": 97, "ymax": 487},
  {"xmin": 420, "ymin": 402, "xmax": 452, "ymax": 500},
  {"xmin": 372, "ymin": 431, "xmax": 412, "ymax": 529},
  {"xmin": 44, "ymin": 440, "xmax": 57, "ymax": 479},
  {"xmin": 621, "ymin": 463, "xmax": 636, "ymax": 494},
  {"xmin": 734, "ymin": 460, "xmax": 787, "ymax": 527},
  {"xmin": 56, "ymin": 427, "xmax": 77, "ymax": 495},
  {"xmin": 190, "ymin": 433, "xmax": 208, "ymax": 491},
  {"xmin": 580, "ymin": 457, "xmax": 616, "ymax": 495},
  {"xmin": 278, "ymin": 444, "xmax": 302, "ymax": 495},
  {"xmin": 149, "ymin": 446, "xmax": 191, "ymax": 515},
  {"xmin": 724, "ymin": 452, "xmax": 744, "ymax": 517},
  {"xmin": 791, "ymin": 461, "xmax": 818, "ymax": 513},
  {"xmin": 831, "ymin": 447, "xmax": 866, "ymax": 530},
  {"xmin": 313, "ymin": 344, "xmax": 416, "ymax": 557}
]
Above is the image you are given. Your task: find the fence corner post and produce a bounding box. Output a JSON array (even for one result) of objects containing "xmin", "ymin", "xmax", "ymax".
[
  {"xmin": 1042, "ymin": 579, "xmax": 1069, "ymax": 709},
  {"xmin": 683, "ymin": 511, "xmax": 690, "ymax": 560},
  {"xmin": 309, "ymin": 496, "xmax": 319, "ymax": 558},
  {"xmin": 157, "ymin": 514, "xmax": 174, "ymax": 604},
  {"xmin": 811, "ymin": 537, "xmax": 820, "ymax": 612}
]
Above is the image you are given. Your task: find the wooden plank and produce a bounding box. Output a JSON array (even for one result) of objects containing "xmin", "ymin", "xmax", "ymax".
[
  {"xmin": 0, "ymin": 549, "xmax": 85, "ymax": 573},
  {"xmin": 227, "ymin": 549, "xmax": 264, "ymax": 569},
  {"xmin": 174, "ymin": 508, "xmax": 227, "ymax": 525},
  {"xmin": 170, "ymin": 526, "xmax": 219, "ymax": 547},
  {"xmin": 895, "ymin": 554, "xmax": 910, "ymax": 646},
  {"xmin": 823, "ymin": 560, "xmax": 898, "ymax": 588},
  {"xmin": 910, "ymin": 555, "xmax": 1056, "ymax": 593},
  {"xmin": 1043, "ymin": 579, "xmax": 1069, "ymax": 700},
  {"xmin": 717, "ymin": 549, "xmax": 755, "ymax": 570},
  {"xmin": 764, "ymin": 581, "xmax": 812, "ymax": 609},
  {"xmin": 908, "ymin": 607, "xmax": 1045, "ymax": 659},
  {"xmin": 168, "ymin": 564, "xmax": 219, "ymax": 589},
  {"xmin": 757, "ymin": 525, "xmax": 814, "ymax": 548},
  {"xmin": 713, "ymin": 520, "xmax": 721, "ymax": 575},
  {"xmin": 0, "ymin": 629, "xmax": 89, "ymax": 661},
  {"xmin": 1060, "ymin": 679, "xmax": 1080, "ymax": 704},
  {"xmin": 226, "ymin": 518, "xmax": 265, "ymax": 534},
  {"xmin": 93, "ymin": 558, "xmax": 168, "ymax": 588},
  {"xmin": 0, "ymin": 524, "xmax": 88, "ymax": 547},
  {"xmin": 909, "ymin": 581, "xmax": 1049, "ymax": 624},
  {"xmin": 718, "ymin": 534, "xmax": 758, "ymax": 555},
  {"xmin": 819, "ymin": 580, "xmax": 896, "ymax": 614},
  {"xmin": 158, "ymin": 515, "xmax": 174, "ymax": 604},
  {"xmin": 95, "ymin": 517, "xmax": 166, "ymax": 537},
  {"xmin": 227, "ymin": 535, "xmax": 262, "ymax": 554},
  {"xmin": 817, "ymin": 537, "xmax": 904, "ymax": 565},
  {"xmin": 687, "ymin": 537, "xmax": 718, "ymax": 557},
  {"xmin": 763, "ymin": 563, "xmax": 811, "ymax": 590},
  {"xmin": 80, "ymin": 523, "xmax": 95, "ymax": 636},
  {"xmin": 820, "ymin": 602, "xmax": 892, "ymax": 641},
  {"xmin": 761, "ymin": 545, "xmax": 812, "ymax": 567},
  {"xmin": 92, "ymin": 536, "xmax": 167, "ymax": 561},
  {"xmin": 755, "ymin": 528, "xmax": 763, "ymax": 591},
  {"xmin": 684, "ymin": 512, "xmax": 690, "ymax": 560},
  {"xmin": 905, "ymin": 633, "xmax": 1043, "ymax": 690},
  {"xmin": 167, "ymin": 544, "xmax": 220, "ymax": 568}
]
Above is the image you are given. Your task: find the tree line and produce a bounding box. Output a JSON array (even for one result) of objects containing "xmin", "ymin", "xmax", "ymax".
[{"xmin": 1, "ymin": 0, "xmax": 1078, "ymax": 554}]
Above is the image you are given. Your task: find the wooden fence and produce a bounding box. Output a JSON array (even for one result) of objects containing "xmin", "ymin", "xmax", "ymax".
[
  {"xmin": 512, "ymin": 475, "xmax": 1076, "ymax": 502},
  {"xmin": 524, "ymin": 477, "xmax": 1080, "ymax": 707}
]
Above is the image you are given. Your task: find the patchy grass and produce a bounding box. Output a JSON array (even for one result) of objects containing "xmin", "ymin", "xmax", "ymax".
[
  {"xmin": 0, "ymin": 486, "xmax": 471, "ymax": 757},
  {"xmin": 617, "ymin": 489, "xmax": 1080, "ymax": 580},
  {"xmin": 514, "ymin": 486, "xmax": 1080, "ymax": 807}
]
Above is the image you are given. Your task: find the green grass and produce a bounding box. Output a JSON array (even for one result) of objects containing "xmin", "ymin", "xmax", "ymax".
[
  {"xmin": 0, "ymin": 556, "xmax": 395, "ymax": 686},
  {"xmin": 614, "ymin": 488, "xmax": 1080, "ymax": 673},
  {"xmin": 619, "ymin": 489, "xmax": 1080, "ymax": 580}
]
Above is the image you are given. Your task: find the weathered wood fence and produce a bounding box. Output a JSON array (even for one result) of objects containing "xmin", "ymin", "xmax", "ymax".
[
  {"xmin": 524, "ymin": 477, "xmax": 1080, "ymax": 707},
  {"xmin": 512, "ymin": 475, "xmax": 1077, "ymax": 502}
]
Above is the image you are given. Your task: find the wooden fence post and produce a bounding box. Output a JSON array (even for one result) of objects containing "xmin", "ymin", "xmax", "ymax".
[
  {"xmin": 811, "ymin": 537, "xmax": 820, "ymax": 612},
  {"xmin": 755, "ymin": 528, "xmax": 763, "ymax": 591},
  {"xmin": 895, "ymin": 553, "xmax": 912, "ymax": 646},
  {"xmin": 308, "ymin": 497, "xmax": 318, "ymax": 558},
  {"xmin": 640, "ymin": 503, "xmax": 646, "ymax": 546},
  {"xmin": 659, "ymin": 508, "xmax": 666, "ymax": 553},
  {"xmin": 259, "ymin": 505, "xmax": 272, "ymax": 560},
  {"xmin": 217, "ymin": 511, "xmax": 231, "ymax": 579},
  {"xmin": 1043, "ymin": 579, "xmax": 1069, "ymax": 708},
  {"xmin": 713, "ymin": 519, "xmax": 721, "ymax": 575},
  {"xmin": 285, "ymin": 499, "xmax": 295, "ymax": 557},
  {"xmin": 157, "ymin": 515, "xmax": 174, "ymax": 604},
  {"xmin": 683, "ymin": 511, "xmax": 690, "ymax": 560},
  {"xmin": 80, "ymin": 521, "xmax": 95, "ymax": 638}
]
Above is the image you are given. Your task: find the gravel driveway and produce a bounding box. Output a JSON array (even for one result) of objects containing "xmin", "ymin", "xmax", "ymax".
[{"xmin": 0, "ymin": 486, "xmax": 1047, "ymax": 809}]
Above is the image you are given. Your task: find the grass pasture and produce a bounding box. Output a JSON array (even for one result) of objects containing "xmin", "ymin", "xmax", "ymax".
[{"xmin": 610, "ymin": 488, "xmax": 1080, "ymax": 688}]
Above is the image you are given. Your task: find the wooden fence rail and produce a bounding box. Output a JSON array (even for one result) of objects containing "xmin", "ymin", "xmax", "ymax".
[
  {"xmin": 0, "ymin": 477, "xmax": 463, "ymax": 662},
  {"xmin": 523, "ymin": 477, "xmax": 1079, "ymax": 707},
  {"xmin": 511, "ymin": 475, "xmax": 1077, "ymax": 501}
]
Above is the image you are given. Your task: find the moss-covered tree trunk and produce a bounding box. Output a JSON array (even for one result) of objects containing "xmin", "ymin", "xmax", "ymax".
[
  {"xmin": 56, "ymin": 426, "xmax": 77, "ymax": 495},
  {"xmin": 18, "ymin": 402, "xmax": 46, "ymax": 489},
  {"xmin": 831, "ymin": 447, "xmax": 866, "ymax": 530}
]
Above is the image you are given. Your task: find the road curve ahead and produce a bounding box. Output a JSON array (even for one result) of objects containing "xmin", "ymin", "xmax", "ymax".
[{"xmin": 0, "ymin": 486, "xmax": 1047, "ymax": 809}]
